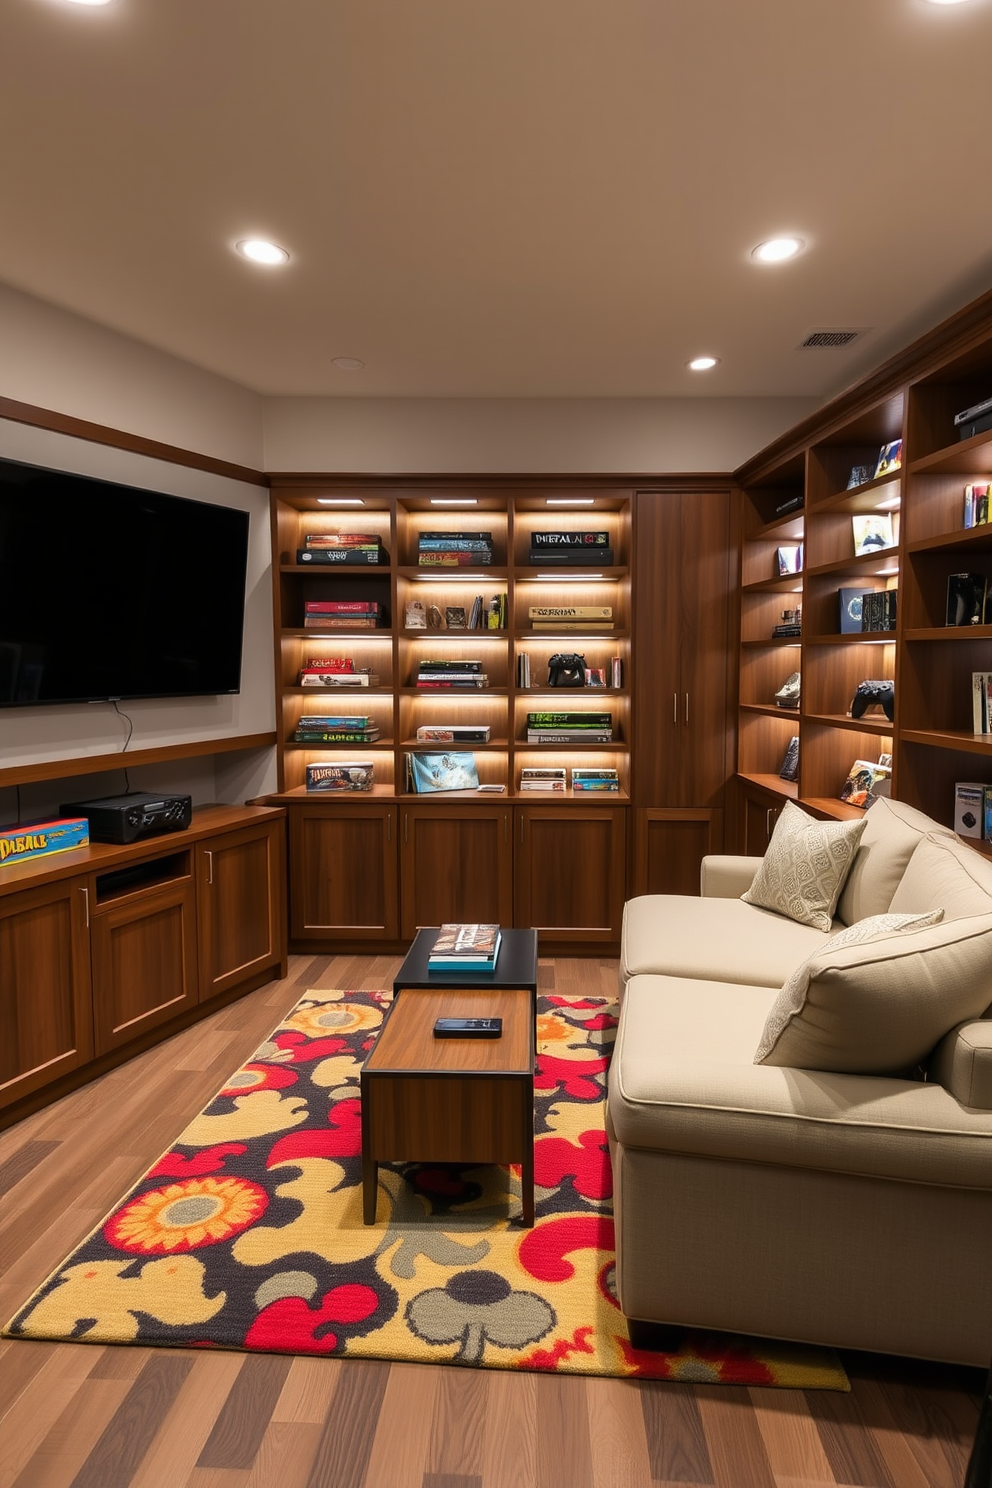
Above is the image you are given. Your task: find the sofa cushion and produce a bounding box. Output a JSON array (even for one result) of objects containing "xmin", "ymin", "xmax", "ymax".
[
  {"xmin": 754, "ymin": 913, "xmax": 992, "ymax": 1075},
  {"xmin": 754, "ymin": 910, "xmax": 945, "ymax": 1065},
  {"xmin": 889, "ymin": 832, "xmax": 992, "ymax": 919},
  {"xmin": 609, "ymin": 973, "xmax": 992, "ymax": 1188},
  {"xmin": 837, "ymin": 797, "xmax": 954, "ymax": 926},
  {"xmin": 621, "ymin": 894, "xmax": 833, "ymax": 988},
  {"xmin": 741, "ymin": 800, "xmax": 867, "ymax": 932}
]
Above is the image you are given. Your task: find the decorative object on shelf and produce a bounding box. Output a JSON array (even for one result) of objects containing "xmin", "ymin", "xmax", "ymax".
[
  {"xmin": 417, "ymin": 531, "xmax": 493, "ymax": 567},
  {"xmin": 427, "ymin": 604, "xmax": 445, "ymax": 630},
  {"xmin": 547, "ymin": 653, "xmax": 586, "ymax": 687},
  {"xmin": 774, "ymin": 492, "xmax": 804, "ymax": 516},
  {"xmin": 839, "ymin": 758, "xmax": 891, "ymax": 809},
  {"xmin": 530, "ymin": 530, "xmax": 613, "ymax": 565},
  {"xmin": 406, "ymin": 751, "xmax": 480, "ymax": 793},
  {"xmin": 873, "ymin": 440, "xmax": 902, "ymax": 479},
  {"xmin": 528, "ymin": 605, "xmax": 614, "ymax": 631},
  {"xmin": 298, "ymin": 532, "xmax": 384, "ymax": 565},
  {"xmin": 954, "ymin": 394, "xmax": 992, "ymax": 443},
  {"xmin": 849, "ymin": 679, "xmax": 895, "ymax": 721},
  {"xmin": 305, "ymin": 761, "xmax": 375, "ymax": 791},
  {"xmin": 405, "ymin": 598, "xmax": 427, "ymax": 630},
  {"xmin": 839, "ymin": 586, "xmax": 874, "ymax": 633},
  {"xmin": 0, "ymin": 815, "xmax": 89, "ymax": 867},
  {"xmin": 772, "ymin": 607, "xmax": 802, "ymax": 638},
  {"xmin": 487, "ymin": 594, "xmax": 507, "ymax": 628},
  {"xmin": 946, "ymin": 572, "xmax": 988, "ymax": 626},
  {"xmin": 773, "ymin": 671, "xmax": 801, "ymax": 709},
  {"xmin": 778, "ymin": 736, "xmax": 799, "ymax": 782},
  {"xmin": 445, "ymin": 606, "xmax": 467, "ymax": 630},
  {"xmin": 610, "ymin": 655, "xmax": 622, "ymax": 687},
  {"xmin": 861, "ymin": 589, "xmax": 897, "ymax": 632},
  {"xmin": 304, "ymin": 600, "xmax": 382, "ymax": 630},
  {"xmin": 973, "ymin": 672, "xmax": 992, "ymax": 735},
  {"xmin": 964, "ymin": 482, "xmax": 991, "ymax": 528},
  {"xmin": 851, "ymin": 513, "xmax": 895, "ymax": 556},
  {"xmin": 955, "ymin": 782, "xmax": 986, "ymax": 839},
  {"xmin": 584, "ymin": 667, "xmax": 607, "ymax": 687},
  {"xmin": 846, "ymin": 464, "xmax": 875, "ymax": 490},
  {"xmin": 299, "ymin": 658, "xmax": 379, "ymax": 688},
  {"xmin": 776, "ymin": 545, "xmax": 803, "ymax": 576}
]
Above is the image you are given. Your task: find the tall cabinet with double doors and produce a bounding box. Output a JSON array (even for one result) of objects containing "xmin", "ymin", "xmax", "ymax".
[{"xmin": 631, "ymin": 487, "xmax": 738, "ymax": 895}]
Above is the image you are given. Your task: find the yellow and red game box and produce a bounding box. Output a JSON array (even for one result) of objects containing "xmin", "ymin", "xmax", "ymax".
[{"xmin": 0, "ymin": 816, "xmax": 90, "ymax": 867}]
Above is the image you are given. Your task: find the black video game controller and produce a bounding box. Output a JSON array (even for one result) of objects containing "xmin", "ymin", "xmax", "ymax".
[{"xmin": 850, "ymin": 679, "xmax": 894, "ymax": 721}]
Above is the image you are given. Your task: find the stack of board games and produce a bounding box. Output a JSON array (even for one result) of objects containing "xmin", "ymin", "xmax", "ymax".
[
  {"xmin": 303, "ymin": 600, "xmax": 382, "ymax": 629},
  {"xmin": 415, "ymin": 724, "xmax": 491, "ymax": 743},
  {"xmin": 0, "ymin": 815, "xmax": 89, "ymax": 866},
  {"xmin": 415, "ymin": 659, "xmax": 488, "ymax": 689},
  {"xmin": 528, "ymin": 605, "xmax": 614, "ymax": 630},
  {"xmin": 529, "ymin": 531, "xmax": 613, "ymax": 566},
  {"xmin": 417, "ymin": 531, "xmax": 493, "ymax": 567},
  {"xmin": 297, "ymin": 532, "xmax": 384, "ymax": 565},
  {"xmin": 305, "ymin": 761, "xmax": 375, "ymax": 791},
  {"xmin": 299, "ymin": 658, "xmax": 380, "ymax": 688},
  {"xmin": 294, "ymin": 715, "xmax": 380, "ymax": 743},
  {"xmin": 519, "ymin": 767, "xmax": 566, "ymax": 792},
  {"xmin": 526, "ymin": 711, "xmax": 613, "ymax": 743},
  {"xmin": 570, "ymin": 767, "xmax": 619, "ymax": 792},
  {"xmin": 427, "ymin": 922, "xmax": 501, "ymax": 972}
]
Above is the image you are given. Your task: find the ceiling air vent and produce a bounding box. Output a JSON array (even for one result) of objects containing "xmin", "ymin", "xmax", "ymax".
[{"xmin": 798, "ymin": 328, "xmax": 867, "ymax": 349}]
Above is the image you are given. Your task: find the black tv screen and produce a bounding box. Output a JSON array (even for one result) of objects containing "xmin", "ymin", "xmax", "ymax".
[{"xmin": 0, "ymin": 455, "xmax": 250, "ymax": 707}]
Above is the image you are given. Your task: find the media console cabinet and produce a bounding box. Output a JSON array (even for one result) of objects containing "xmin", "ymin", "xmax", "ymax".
[{"xmin": 0, "ymin": 802, "xmax": 287, "ymax": 1128}]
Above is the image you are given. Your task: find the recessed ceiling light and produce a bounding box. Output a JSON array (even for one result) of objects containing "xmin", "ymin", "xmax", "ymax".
[
  {"xmin": 235, "ymin": 239, "xmax": 290, "ymax": 266},
  {"xmin": 533, "ymin": 573, "xmax": 608, "ymax": 582},
  {"xmin": 430, "ymin": 498, "xmax": 478, "ymax": 506},
  {"xmin": 687, "ymin": 356, "xmax": 720, "ymax": 372},
  {"xmin": 62, "ymin": 1, "xmax": 113, "ymax": 6},
  {"xmin": 752, "ymin": 237, "xmax": 805, "ymax": 263},
  {"xmin": 317, "ymin": 497, "xmax": 365, "ymax": 506},
  {"xmin": 332, "ymin": 357, "xmax": 365, "ymax": 371},
  {"xmin": 546, "ymin": 498, "xmax": 595, "ymax": 506},
  {"xmin": 923, "ymin": 1, "xmax": 971, "ymax": 5}
]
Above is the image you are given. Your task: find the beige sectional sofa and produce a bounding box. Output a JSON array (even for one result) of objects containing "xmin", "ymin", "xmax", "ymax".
[{"xmin": 609, "ymin": 797, "xmax": 992, "ymax": 1367}]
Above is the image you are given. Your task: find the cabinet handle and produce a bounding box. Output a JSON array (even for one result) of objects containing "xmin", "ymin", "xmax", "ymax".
[
  {"xmin": 684, "ymin": 692, "xmax": 689, "ymax": 725},
  {"xmin": 387, "ymin": 815, "xmax": 392, "ymax": 843},
  {"xmin": 80, "ymin": 885, "xmax": 89, "ymax": 928},
  {"xmin": 673, "ymin": 692, "xmax": 678, "ymax": 725},
  {"xmin": 766, "ymin": 808, "xmax": 773, "ymax": 837},
  {"xmin": 404, "ymin": 813, "xmax": 408, "ymax": 844},
  {"xmin": 205, "ymin": 850, "xmax": 213, "ymax": 886},
  {"xmin": 520, "ymin": 815, "xmax": 524, "ymax": 845},
  {"xmin": 503, "ymin": 815, "xmax": 508, "ymax": 845}
]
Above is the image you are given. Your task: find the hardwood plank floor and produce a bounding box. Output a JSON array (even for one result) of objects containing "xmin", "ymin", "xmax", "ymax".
[{"xmin": 0, "ymin": 954, "xmax": 983, "ymax": 1488}]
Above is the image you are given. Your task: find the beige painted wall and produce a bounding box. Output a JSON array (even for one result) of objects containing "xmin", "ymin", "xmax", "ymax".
[
  {"xmin": 0, "ymin": 282, "xmax": 264, "ymax": 471},
  {"xmin": 262, "ymin": 395, "xmax": 819, "ymax": 475}
]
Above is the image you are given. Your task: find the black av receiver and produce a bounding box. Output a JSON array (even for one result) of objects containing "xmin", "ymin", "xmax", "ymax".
[{"xmin": 60, "ymin": 791, "xmax": 193, "ymax": 844}]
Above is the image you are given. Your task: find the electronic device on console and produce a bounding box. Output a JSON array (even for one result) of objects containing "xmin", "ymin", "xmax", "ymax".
[{"xmin": 59, "ymin": 791, "xmax": 193, "ymax": 844}]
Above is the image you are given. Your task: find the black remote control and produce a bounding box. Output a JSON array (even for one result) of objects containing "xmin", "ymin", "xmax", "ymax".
[{"xmin": 433, "ymin": 1017, "xmax": 502, "ymax": 1038}]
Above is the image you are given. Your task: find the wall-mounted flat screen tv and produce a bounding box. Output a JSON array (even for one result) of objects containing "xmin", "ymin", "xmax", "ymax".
[{"xmin": 0, "ymin": 455, "xmax": 251, "ymax": 707}]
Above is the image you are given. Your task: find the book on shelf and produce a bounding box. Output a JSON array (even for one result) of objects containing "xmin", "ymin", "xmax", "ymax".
[
  {"xmin": 530, "ymin": 531, "xmax": 611, "ymax": 549},
  {"xmin": 417, "ymin": 535, "xmax": 494, "ymax": 552},
  {"xmin": 294, "ymin": 729, "xmax": 381, "ymax": 743},
  {"xmin": 297, "ymin": 547, "xmax": 384, "ymax": 565},
  {"xmin": 526, "ymin": 730, "xmax": 613, "ymax": 743},
  {"xmin": 955, "ymin": 782, "xmax": 985, "ymax": 839},
  {"xmin": 570, "ymin": 765, "xmax": 619, "ymax": 791},
  {"xmin": 839, "ymin": 758, "xmax": 891, "ymax": 810},
  {"xmin": 428, "ymin": 922, "xmax": 502, "ymax": 971},
  {"xmin": 300, "ymin": 668, "xmax": 379, "ymax": 687},
  {"xmin": 297, "ymin": 714, "xmax": 375, "ymax": 727},
  {"xmin": 527, "ymin": 711, "xmax": 612, "ymax": 726},
  {"xmin": 530, "ymin": 622, "xmax": 615, "ymax": 631},
  {"xmin": 405, "ymin": 751, "xmax": 481, "ymax": 793},
  {"xmin": 520, "ymin": 766, "xmax": 567, "ymax": 791},
  {"xmin": 946, "ymin": 573, "xmax": 987, "ymax": 627},
  {"xmin": 861, "ymin": 589, "xmax": 897, "ymax": 632},
  {"xmin": 416, "ymin": 725, "xmax": 491, "ymax": 743},
  {"xmin": 518, "ymin": 778, "xmax": 566, "ymax": 791},
  {"xmin": 973, "ymin": 673, "xmax": 992, "ymax": 734},
  {"xmin": 839, "ymin": 587, "xmax": 876, "ymax": 633},
  {"xmin": 528, "ymin": 606, "xmax": 613, "ymax": 622},
  {"xmin": 963, "ymin": 483, "xmax": 992, "ymax": 528},
  {"xmin": 418, "ymin": 550, "xmax": 493, "ymax": 567},
  {"xmin": 778, "ymin": 736, "xmax": 799, "ymax": 782},
  {"xmin": 468, "ymin": 595, "xmax": 484, "ymax": 629},
  {"xmin": 304, "ymin": 617, "xmax": 380, "ymax": 629},
  {"xmin": 305, "ymin": 761, "xmax": 375, "ymax": 792},
  {"xmin": 529, "ymin": 549, "xmax": 614, "ymax": 566},
  {"xmin": 303, "ymin": 533, "xmax": 383, "ymax": 548},
  {"xmin": 851, "ymin": 514, "xmax": 895, "ymax": 556},
  {"xmin": 873, "ymin": 440, "xmax": 902, "ymax": 479},
  {"xmin": 516, "ymin": 652, "xmax": 532, "ymax": 688},
  {"xmin": 304, "ymin": 600, "xmax": 382, "ymax": 614},
  {"xmin": 774, "ymin": 493, "xmax": 804, "ymax": 516},
  {"xmin": 776, "ymin": 545, "xmax": 803, "ymax": 576}
]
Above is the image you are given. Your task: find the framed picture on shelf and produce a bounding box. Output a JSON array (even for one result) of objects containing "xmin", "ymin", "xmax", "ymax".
[
  {"xmin": 839, "ymin": 758, "xmax": 891, "ymax": 810},
  {"xmin": 407, "ymin": 751, "xmax": 480, "ymax": 794},
  {"xmin": 873, "ymin": 440, "xmax": 902, "ymax": 479},
  {"xmin": 776, "ymin": 545, "xmax": 803, "ymax": 575},
  {"xmin": 852, "ymin": 514, "xmax": 895, "ymax": 556}
]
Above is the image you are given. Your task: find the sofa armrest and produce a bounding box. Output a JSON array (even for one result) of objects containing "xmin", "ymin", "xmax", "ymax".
[
  {"xmin": 930, "ymin": 1020, "xmax": 992, "ymax": 1109},
  {"xmin": 700, "ymin": 854, "xmax": 764, "ymax": 898}
]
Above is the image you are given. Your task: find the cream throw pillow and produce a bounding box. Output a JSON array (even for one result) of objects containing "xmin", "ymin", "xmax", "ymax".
[
  {"xmin": 741, "ymin": 800, "xmax": 868, "ymax": 932},
  {"xmin": 754, "ymin": 910, "xmax": 992, "ymax": 1075}
]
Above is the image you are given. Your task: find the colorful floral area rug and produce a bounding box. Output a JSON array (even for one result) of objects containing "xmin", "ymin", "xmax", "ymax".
[{"xmin": 3, "ymin": 989, "xmax": 848, "ymax": 1388}]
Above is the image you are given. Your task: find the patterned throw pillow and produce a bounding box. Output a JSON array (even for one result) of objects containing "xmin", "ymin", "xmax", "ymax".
[
  {"xmin": 754, "ymin": 909, "xmax": 946, "ymax": 1064},
  {"xmin": 742, "ymin": 800, "xmax": 868, "ymax": 932}
]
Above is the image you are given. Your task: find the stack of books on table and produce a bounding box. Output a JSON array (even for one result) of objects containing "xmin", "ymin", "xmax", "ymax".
[
  {"xmin": 571, "ymin": 767, "xmax": 619, "ymax": 792},
  {"xmin": 415, "ymin": 660, "xmax": 488, "ymax": 689},
  {"xmin": 526, "ymin": 711, "xmax": 613, "ymax": 743},
  {"xmin": 299, "ymin": 658, "xmax": 380, "ymax": 688},
  {"xmin": 304, "ymin": 600, "xmax": 383, "ymax": 630},
  {"xmin": 417, "ymin": 532, "xmax": 494, "ymax": 568},
  {"xmin": 529, "ymin": 531, "xmax": 614, "ymax": 566},
  {"xmin": 305, "ymin": 761, "xmax": 375, "ymax": 791},
  {"xmin": 297, "ymin": 533, "xmax": 385, "ymax": 565},
  {"xmin": 427, "ymin": 922, "xmax": 502, "ymax": 972},
  {"xmin": 528, "ymin": 605, "xmax": 614, "ymax": 631},
  {"xmin": 294, "ymin": 715, "xmax": 381, "ymax": 743},
  {"xmin": 416, "ymin": 723, "xmax": 491, "ymax": 743},
  {"xmin": 519, "ymin": 767, "xmax": 566, "ymax": 792}
]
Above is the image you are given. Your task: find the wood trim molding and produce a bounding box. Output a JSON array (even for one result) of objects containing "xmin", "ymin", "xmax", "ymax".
[
  {"xmin": 0, "ymin": 395, "xmax": 268, "ymax": 488},
  {"xmin": 267, "ymin": 471, "xmax": 735, "ymax": 490},
  {"xmin": 0, "ymin": 731, "xmax": 277, "ymax": 789}
]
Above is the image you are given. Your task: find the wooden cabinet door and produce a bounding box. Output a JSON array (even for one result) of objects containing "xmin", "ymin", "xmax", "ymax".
[
  {"xmin": 290, "ymin": 804, "xmax": 399, "ymax": 941},
  {"xmin": 633, "ymin": 490, "xmax": 735, "ymax": 808},
  {"xmin": 741, "ymin": 785, "xmax": 784, "ymax": 857},
  {"xmin": 90, "ymin": 879, "xmax": 198, "ymax": 1054},
  {"xmin": 197, "ymin": 819, "xmax": 287, "ymax": 999},
  {"xmin": 514, "ymin": 806, "xmax": 627, "ymax": 943},
  {"xmin": 400, "ymin": 805, "xmax": 513, "ymax": 938},
  {"xmin": 0, "ymin": 877, "xmax": 93, "ymax": 1110},
  {"xmin": 632, "ymin": 807, "xmax": 723, "ymax": 897}
]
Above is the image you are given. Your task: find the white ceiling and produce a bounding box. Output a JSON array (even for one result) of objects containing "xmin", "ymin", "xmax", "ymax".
[{"xmin": 3, "ymin": 0, "xmax": 992, "ymax": 401}]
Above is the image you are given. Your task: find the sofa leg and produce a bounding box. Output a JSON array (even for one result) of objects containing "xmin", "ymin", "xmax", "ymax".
[{"xmin": 627, "ymin": 1318, "xmax": 685, "ymax": 1353}]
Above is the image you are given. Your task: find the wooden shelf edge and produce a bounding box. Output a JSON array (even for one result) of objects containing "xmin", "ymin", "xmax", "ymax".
[
  {"xmin": 906, "ymin": 528, "xmax": 992, "ymax": 554},
  {"xmin": 804, "ymin": 714, "xmax": 894, "ymax": 734},
  {"xmin": 737, "ymin": 772, "xmax": 799, "ymax": 800},
  {"xmin": 901, "ymin": 729, "xmax": 992, "ymax": 755},
  {"xmin": 0, "ymin": 733, "xmax": 278, "ymax": 790},
  {"xmin": 904, "ymin": 625, "xmax": 992, "ymax": 641}
]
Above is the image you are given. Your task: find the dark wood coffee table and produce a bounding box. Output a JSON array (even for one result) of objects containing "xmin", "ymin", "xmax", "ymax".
[
  {"xmin": 393, "ymin": 927, "xmax": 539, "ymax": 1040},
  {"xmin": 360, "ymin": 985, "xmax": 535, "ymax": 1227}
]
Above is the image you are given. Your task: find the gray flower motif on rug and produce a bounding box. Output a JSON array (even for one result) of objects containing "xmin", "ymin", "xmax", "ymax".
[{"xmin": 405, "ymin": 1268, "xmax": 555, "ymax": 1363}]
